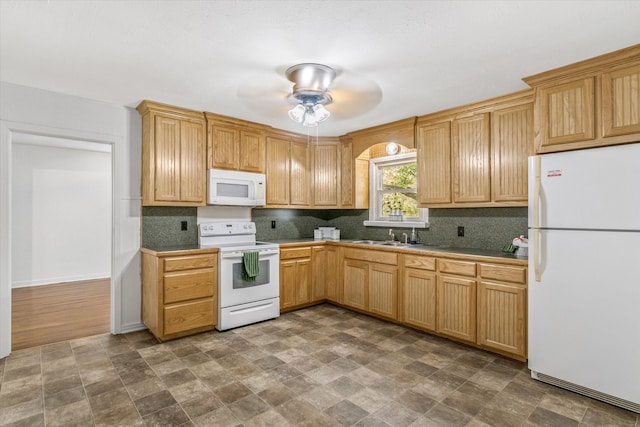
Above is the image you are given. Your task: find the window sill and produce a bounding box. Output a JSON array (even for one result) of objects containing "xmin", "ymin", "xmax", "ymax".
[{"xmin": 363, "ymin": 220, "xmax": 429, "ymax": 228}]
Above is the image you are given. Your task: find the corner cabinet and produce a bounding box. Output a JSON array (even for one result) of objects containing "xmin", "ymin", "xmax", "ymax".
[
  {"xmin": 266, "ymin": 130, "xmax": 311, "ymax": 207},
  {"xmin": 137, "ymin": 101, "xmax": 207, "ymax": 206},
  {"xmin": 523, "ymin": 44, "xmax": 640, "ymax": 153},
  {"xmin": 204, "ymin": 112, "xmax": 270, "ymax": 173},
  {"xmin": 416, "ymin": 90, "xmax": 533, "ymax": 208},
  {"xmin": 141, "ymin": 248, "xmax": 217, "ymax": 342}
]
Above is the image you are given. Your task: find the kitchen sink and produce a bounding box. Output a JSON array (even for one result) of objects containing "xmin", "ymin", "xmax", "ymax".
[
  {"xmin": 351, "ymin": 240, "xmax": 377, "ymax": 245},
  {"xmin": 378, "ymin": 241, "xmax": 410, "ymax": 247}
]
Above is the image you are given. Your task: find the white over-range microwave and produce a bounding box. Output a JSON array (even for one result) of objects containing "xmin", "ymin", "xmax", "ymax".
[{"xmin": 207, "ymin": 169, "xmax": 266, "ymax": 206}]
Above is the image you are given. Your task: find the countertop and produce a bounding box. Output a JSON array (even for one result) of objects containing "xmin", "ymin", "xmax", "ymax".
[
  {"xmin": 141, "ymin": 239, "xmax": 527, "ymax": 264},
  {"xmin": 268, "ymin": 238, "xmax": 528, "ymax": 264}
]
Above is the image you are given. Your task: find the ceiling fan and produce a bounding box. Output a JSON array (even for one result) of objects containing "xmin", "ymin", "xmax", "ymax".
[{"xmin": 236, "ymin": 63, "xmax": 382, "ymax": 129}]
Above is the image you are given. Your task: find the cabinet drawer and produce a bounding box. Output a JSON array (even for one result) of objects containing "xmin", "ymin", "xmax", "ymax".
[
  {"xmin": 438, "ymin": 259, "xmax": 476, "ymax": 276},
  {"xmin": 480, "ymin": 264, "xmax": 526, "ymax": 284},
  {"xmin": 343, "ymin": 248, "xmax": 398, "ymax": 265},
  {"xmin": 164, "ymin": 298, "xmax": 214, "ymax": 335},
  {"xmin": 404, "ymin": 254, "xmax": 436, "ymax": 271},
  {"xmin": 164, "ymin": 269, "xmax": 214, "ymax": 304},
  {"xmin": 164, "ymin": 255, "xmax": 215, "ymax": 272},
  {"xmin": 280, "ymin": 247, "xmax": 312, "ymax": 260}
]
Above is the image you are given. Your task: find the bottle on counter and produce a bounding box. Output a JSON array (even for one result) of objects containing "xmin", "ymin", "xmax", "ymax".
[{"xmin": 410, "ymin": 228, "xmax": 417, "ymax": 244}]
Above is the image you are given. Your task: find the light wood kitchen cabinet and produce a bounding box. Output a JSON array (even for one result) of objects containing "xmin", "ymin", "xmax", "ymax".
[
  {"xmin": 137, "ymin": 101, "xmax": 207, "ymax": 206},
  {"xmin": 477, "ymin": 263, "xmax": 527, "ymax": 359},
  {"xmin": 416, "ymin": 121, "xmax": 451, "ymax": 205},
  {"xmin": 313, "ymin": 140, "xmax": 340, "ymax": 207},
  {"xmin": 436, "ymin": 259, "xmax": 477, "ymax": 343},
  {"xmin": 311, "ymin": 245, "xmax": 340, "ymax": 303},
  {"xmin": 342, "ymin": 248, "xmax": 398, "ymax": 320},
  {"xmin": 416, "ymin": 90, "xmax": 533, "ymax": 208},
  {"xmin": 280, "ymin": 247, "xmax": 312, "ymax": 310},
  {"xmin": 452, "ymin": 113, "xmax": 491, "ymax": 203},
  {"xmin": 339, "ymin": 139, "xmax": 356, "ymax": 208},
  {"xmin": 205, "ymin": 113, "xmax": 270, "ymax": 173},
  {"xmin": 523, "ymin": 44, "xmax": 640, "ymax": 153},
  {"xmin": 401, "ymin": 254, "xmax": 437, "ymax": 331},
  {"xmin": 266, "ymin": 130, "xmax": 311, "ymax": 207},
  {"xmin": 141, "ymin": 249, "xmax": 216, "ymax": 341},
  {"xmin": 491, "ymin": 103, "xmax": 534, "ymax": 202}
]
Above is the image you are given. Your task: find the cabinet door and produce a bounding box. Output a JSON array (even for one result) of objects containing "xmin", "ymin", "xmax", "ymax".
[
  {"xmin": 266, "ymin": 137, "xmax": 290, "ymax": 205},
  {"xmin": 295, "ymin": 258, "xmax": 311, "ymax": 306},
  {"xmin": 325, "ymin": 246, "xmax": 339, "ymax": 302},
  {"xmin": 314, "ymin": 144, "xmax": 339, "ymax": 206},
  {"xmin": 290, "ymin": 141, "xmax": 311, "ymax": 206},
  {"xmin": 369, "ymin": 263, "xmax": 398, "ymax": 320},
  {"xmin": 280, "ymin": 259, "xmax": 298, "ymax": 309},
  {"xmin": 239, "ymin": 130, "xmax": 266, "ymax": 173},
  {"xmin": 311, "ymin": 246, "xmax": 326, "ymax": 302},
  {"xmin": 437, "ymin": 275, "xmax": 477, "ymax": 343},
  {"xmin": 340, "ymin": 142, "xmax": 354, "ymax": 207},
  {"xmin": 343, "ymin": 259, "xmax": 368, "ymax": 311},
  {"xmin": 452, "ymin": 113, "xmax": 490, "ymax": 203},
  {"xmin": 491, "ymin": 104, "xmax": 533, "ymax": 202},
  {"xmin": 602, "ymin": 64, "xmax": 640, "ymax": 138},
  {"xmin": 154, "ymin": 115, "xmax": 182, "ymax": 202},
  {"xmin": 211, "ymin": 123, "xmax": 239, "ymax": 170},
  {"xmin": 478, "ymin": 281, "xmax": 526, "ymax": 358},
  {"xmin": 180, "ymin": 120, "xmax": 206, "ymax": 203},
  {"xmin": 416, "ymin": 121, "xmax": 451, "ymax": 205},
  {"xmin": 539, "ymin": 78, "xmax": 595, "ymax": 149},
  {"xmin": 403, "ymin": 268, "xmax": 437, "ymax": 331}
]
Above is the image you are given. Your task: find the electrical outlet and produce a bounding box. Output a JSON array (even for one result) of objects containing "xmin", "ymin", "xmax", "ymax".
[
  {"xmin": 181, "ymin": 221, "xmax": 188, "ymax": 231},
  {"xmin": 271, "ymin": 220, "xmax": 276, "ymax": 229},
  {"xmin": 457, "ymin": 226, "xmax": 465, "ymax": 237}
]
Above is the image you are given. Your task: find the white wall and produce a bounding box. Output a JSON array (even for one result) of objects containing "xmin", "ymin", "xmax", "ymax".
[
  {"xmin": 0, "ymin": 81, "xmax": 144, "ymax": 357},
  {"xmin": 11, "ymin": 143, "xmax": 111, "ymax": 287}
]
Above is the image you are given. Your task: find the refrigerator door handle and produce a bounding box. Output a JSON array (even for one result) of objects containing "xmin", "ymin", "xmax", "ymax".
[{"xmin": 533, "ymin": 156, "xmax": 542, "ymax": 282}]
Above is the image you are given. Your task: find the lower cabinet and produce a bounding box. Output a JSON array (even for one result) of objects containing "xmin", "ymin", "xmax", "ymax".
[
  {"xmin": 280, "ymin": 247, "xmax": 312, "ymax": 310},
  {"xmin": 342, "ymin": 248, "xmax": 398, "ymax": 321},
  {"xmin": 400, "ymin": 252, "xmax": 527, "ymax": 361},
  {"xmin": 141, "ymin": 249, "xmax": 217, "ymax": 342},
  {"xmin": 477, "ymin": 263, "xmax": 527, "ymax": 358},
  {"xmin": 402, "ymin": 254, "xmax": 437, "ymax": 332}
]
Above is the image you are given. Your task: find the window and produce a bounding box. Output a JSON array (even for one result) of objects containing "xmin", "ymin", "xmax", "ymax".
[{"xmin": 364, "ymin": 152, "xmax": 428, "ymax": 227}]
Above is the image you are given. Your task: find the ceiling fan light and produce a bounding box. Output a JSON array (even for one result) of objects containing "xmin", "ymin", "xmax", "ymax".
[
  {"xmin": 312, "ymin": 104, "xmax": 330, "ymax": 122},
  {"xmin": 302, "ymin": 112, "xmax": 319, "ymax": 127},
  {"xmin": 288, "ymin": 104, "xmax": 306, "ymax": 123}
]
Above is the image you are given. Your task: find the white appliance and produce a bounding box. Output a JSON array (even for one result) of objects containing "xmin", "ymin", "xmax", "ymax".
[
  {"xmin": 314, "ymin": 226, "xmax": 340, "ymax": 240},
  {"xmin": 207, "ymin": 169, "xmax": 266, "ymax": 206},
  {"xmin": 198, "ymin": 221, "xmax": 279, "ymax": 331},
  {"xmin": 528, "ymin": 143, "xmax": 640, "ymax": 413}
]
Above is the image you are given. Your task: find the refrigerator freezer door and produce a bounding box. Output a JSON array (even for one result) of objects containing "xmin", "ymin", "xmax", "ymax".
[
  {"xmin": 528, "ymin": 228, "xmax": 640, "ymax": 405},
  {"xmin": 528, "ymin": 143, "xmax": 640, "ymax": 231}
]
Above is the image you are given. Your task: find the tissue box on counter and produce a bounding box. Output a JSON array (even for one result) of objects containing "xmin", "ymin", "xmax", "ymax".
[{"xmin": 314, "ymin": 227, "xmax": 340, "ymax": 240}]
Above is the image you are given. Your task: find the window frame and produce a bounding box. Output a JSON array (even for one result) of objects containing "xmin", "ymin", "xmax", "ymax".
[{"xmin": 363, "ymin": 152, "xmax": 428, "ymax": 228}]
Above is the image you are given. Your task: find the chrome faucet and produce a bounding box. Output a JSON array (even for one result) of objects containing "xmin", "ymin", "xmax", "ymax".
[
  {"xmin": 388, "ymin": 228, "xmax": 395, "ymax": 241},
  {"xmin": 402, "ymin": 233, "xmax": 408, "ymax": 244}
]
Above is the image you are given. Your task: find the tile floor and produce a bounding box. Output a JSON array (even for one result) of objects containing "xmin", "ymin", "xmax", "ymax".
[{"xmin": 0, "ymin": 304, "xmax": 638, "ymax": 427}]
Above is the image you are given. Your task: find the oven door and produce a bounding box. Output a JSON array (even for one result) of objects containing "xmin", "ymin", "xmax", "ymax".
[{"xmin": 219, "ymin": 248, "xmax": 279, "ymax": 308}]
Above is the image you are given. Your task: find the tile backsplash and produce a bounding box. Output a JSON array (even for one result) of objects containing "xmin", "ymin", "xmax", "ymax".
[{"xmin": 142, "ymin": 206, "xmax": 528, "ymax": 252}]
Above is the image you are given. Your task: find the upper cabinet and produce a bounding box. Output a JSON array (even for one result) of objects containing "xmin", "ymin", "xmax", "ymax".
[
  {"xmin": 416, "ymin": 90, "xmax": 533, "ymax": 208},
  {"xmin": 137, "ymin": 101, "xmax": 207, "ymax": 207},
  {"xmin": 204, "ymin": 113, "xmax": 271, "ymax": 173},
  {"xmin": 265, "ymin": 129, "xmax": 311, "ymax": 207},
  {"xmin": 523, "ymin": 44, "xmax": 640, "ymax": 153}
]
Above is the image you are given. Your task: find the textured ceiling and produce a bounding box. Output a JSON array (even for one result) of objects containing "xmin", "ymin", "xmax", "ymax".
[{"xmin": 1, "ymin": 0, "xmax": 639, "ymax": 136}]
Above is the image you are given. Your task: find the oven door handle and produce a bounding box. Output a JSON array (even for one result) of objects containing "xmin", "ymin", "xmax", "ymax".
[{"xmin": 220, "ymin": 249, "xmax": 279, "ymax": 259}]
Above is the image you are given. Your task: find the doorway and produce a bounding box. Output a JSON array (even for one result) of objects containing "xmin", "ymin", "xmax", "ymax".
[{"xmin": 10, "ymin": 135, "xmax": 112, "ymax": 350}]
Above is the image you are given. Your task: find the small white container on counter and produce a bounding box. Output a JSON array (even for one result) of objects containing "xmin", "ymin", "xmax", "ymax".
[
  {"xmin": 315, "ymin": 227, "xmax": 340, "ymax": 240},
  {"xmin": 513, "ymin": 235, "xmax": 528, "ymax": 256}
]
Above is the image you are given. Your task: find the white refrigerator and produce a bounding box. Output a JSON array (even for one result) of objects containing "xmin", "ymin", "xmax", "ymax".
[{"xmin": 528, "ymin": 143, "xmax": 640, "ymax": 413}]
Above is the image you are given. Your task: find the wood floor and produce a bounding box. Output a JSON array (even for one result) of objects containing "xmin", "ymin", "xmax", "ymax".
[{"xmin": 11, "ymin": 278, "xmax": 111, "ymax": 351}]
